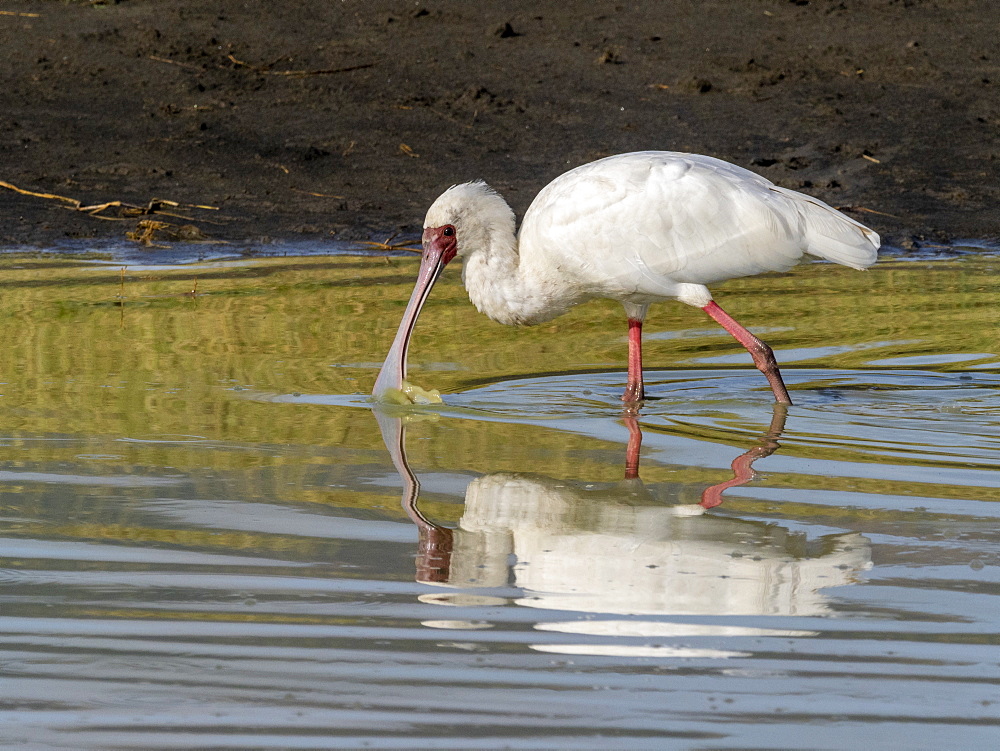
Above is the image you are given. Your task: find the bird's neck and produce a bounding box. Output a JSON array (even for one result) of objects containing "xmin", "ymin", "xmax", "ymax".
[{"xmin": 460, "ymin": 230, "xmax": 567, "ymax": 327}]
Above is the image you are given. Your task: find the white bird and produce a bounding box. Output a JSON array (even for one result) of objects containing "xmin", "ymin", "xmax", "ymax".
[{"xmin": 373, "ymin": 151, "xmax": 880, "ymax": 405}]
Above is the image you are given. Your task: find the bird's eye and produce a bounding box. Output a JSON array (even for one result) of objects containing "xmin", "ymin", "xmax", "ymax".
[{"xmin": 443, "ymin": 226, "xmax": 455, "ymax": 237}]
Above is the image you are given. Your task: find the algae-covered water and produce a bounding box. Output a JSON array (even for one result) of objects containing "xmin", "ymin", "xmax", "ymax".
[{"xmin": 0, "ymin": 250, "xmax": 998, "ymax": 749}]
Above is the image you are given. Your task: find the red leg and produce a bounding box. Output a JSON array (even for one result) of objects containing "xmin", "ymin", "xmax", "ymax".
[
  {"xmin": 701, "ymin": 301, "xmax": 792, "ymax": 405},
  {"xmin": 623, "ymin": 317, "xmax": 645, "ymax": 403}
]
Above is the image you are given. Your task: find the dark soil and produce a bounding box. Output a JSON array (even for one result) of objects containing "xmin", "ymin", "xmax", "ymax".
[{"xmin": 2, "ymin": 0, "xmax": 999, "ymax": 250}]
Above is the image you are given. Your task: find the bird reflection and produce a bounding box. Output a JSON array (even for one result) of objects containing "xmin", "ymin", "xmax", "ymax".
[{"xmin": 374, "ymin": 407, "xmax": 871, "ymax": 617}]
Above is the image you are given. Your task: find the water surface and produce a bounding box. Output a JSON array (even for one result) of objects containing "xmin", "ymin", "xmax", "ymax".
[{"xmin": 0, "ymin": 251, "xmax": 998, "ymax": 749}]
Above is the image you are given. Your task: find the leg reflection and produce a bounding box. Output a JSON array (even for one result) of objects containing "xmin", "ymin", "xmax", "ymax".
[
  {"xmin": 624, "ymin": 414, "xmax": 642, "ymax": 480},
  {"xmin": 699, "ymin": 404, "xmax": 788, "ymax": 509},
  {"xmin": 375, "ymin": 402, "xmax": 788, "ymax": 587},
  {"xmin": 622, "ymin": 404, "xmax": 787, "ymax": 508}
]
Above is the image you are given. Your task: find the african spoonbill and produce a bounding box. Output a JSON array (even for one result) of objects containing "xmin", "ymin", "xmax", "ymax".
[{"xmin": 373, "ymin": 151, "xmax": 880, "ymax": 405}]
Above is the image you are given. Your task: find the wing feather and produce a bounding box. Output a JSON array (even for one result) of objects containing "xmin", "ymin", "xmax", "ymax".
[{"xmin": 519, "ymin": 152, "xmax": 878, "ymax": 300}]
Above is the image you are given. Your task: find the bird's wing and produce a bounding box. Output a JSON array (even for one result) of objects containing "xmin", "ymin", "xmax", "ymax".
[
  {"xmin": 521, "ymin": 153, "xmax": 812, "ymax": 298},
  {"xmin": 768, "ymin": 185, "xmax": 879, "ymax": 270}
]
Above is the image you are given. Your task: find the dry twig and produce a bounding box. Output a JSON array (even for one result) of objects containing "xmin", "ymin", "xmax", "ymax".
[
  {"xmin": 357, "ymin": 233, "xmax": 422, "ymax": 252},
  {"xmin": 1, "ymin": 179, "xmax": 226, "ymax": 243},
  {"xmin": 0, "ymin": 180, "xmax": 219, "ymax": 217},
  {"xmin": 0, "ymin": 180, "xmax": 78, "ymax": 205},
  {"xmin": 126, "ymin": 219, "xmax": 224, "ymax": 247},
  {"xmin": 147, "ymin": 55, "xmax": 202, "ymax": 71},
  {"xmin": 836, "ymin": 205, "xmax": 901, "ymax": 219},
  {"xmin": 290, "ymin": 188, "xmax": 344, "ymax": 199},
  {"xmin": 227, "ymin": 54, "xmax": 375, "ymax": 77}
]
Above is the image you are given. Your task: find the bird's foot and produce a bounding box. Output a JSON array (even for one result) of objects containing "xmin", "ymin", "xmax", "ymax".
[{"xmin": 622, "ymin": 383, "xmax": 645, "ymax": 405}]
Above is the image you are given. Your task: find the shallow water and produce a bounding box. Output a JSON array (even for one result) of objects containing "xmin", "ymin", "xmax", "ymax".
[{"xmin": 0, "ymin": 252, "xmax": 998, "ymax": 749}]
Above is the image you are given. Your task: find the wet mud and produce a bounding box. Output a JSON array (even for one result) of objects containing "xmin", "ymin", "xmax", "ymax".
[{"xmin": 2, "ymin": 0, "xmax": 998, "ymax": 249}]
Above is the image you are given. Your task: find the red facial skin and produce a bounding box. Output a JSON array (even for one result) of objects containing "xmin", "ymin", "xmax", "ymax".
[
  {"xmin": 371, "ymin": 224, "xmax": 458, "ymax": 399},
  {"xmin": 422, "ymin": 224, "xmax": 458, "ymax": 266}
]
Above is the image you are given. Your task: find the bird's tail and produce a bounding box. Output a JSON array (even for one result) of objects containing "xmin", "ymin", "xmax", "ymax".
[{"xmin": 771, "ymin": 186, "xmax": 881, "ymax": 270}]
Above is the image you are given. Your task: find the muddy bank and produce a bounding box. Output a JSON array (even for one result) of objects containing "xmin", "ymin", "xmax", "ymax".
[{"xmin": 1, "ymin": 0, "xmax": 998, "ymax": 250}]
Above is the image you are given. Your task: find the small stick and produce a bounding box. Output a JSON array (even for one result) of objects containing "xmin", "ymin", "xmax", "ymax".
[
  {"xmin": 290, "ymin": 188, "xmax": 344, "ymax": 199},
  {"xmin": 835, "ymin": 205, "xmax": 901, "ymax": 219},
  {"xmin": 0, "ymin": 181, "xmax": 219, "ymax": 216},
  {"xmin": 227, "ymin": 54, "xmax": 375, "ymax": 76},
  {"xmin": 147, "ymin": 55, "xmax": 202, "ymax": 71},
  {"xmin": 358, "ymin": 233, "xmax": 422, "ymax": 252},
  {"xmin": 0, "ymin": 180, "xmax": 78, "ymax": 205}
]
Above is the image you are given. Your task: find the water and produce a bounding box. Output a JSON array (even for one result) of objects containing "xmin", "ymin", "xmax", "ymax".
[{"xmin": 0, "ymin": 251, "xmax": 998, "ymax": 749}]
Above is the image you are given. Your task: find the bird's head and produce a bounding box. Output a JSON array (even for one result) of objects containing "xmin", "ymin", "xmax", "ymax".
[
  {"xmin": 421, "ymin": 180, "xmax": 515, "ymax": 263},
  {"xmin": 372, "ymin": 181, "xmax": 513, "ymax": 401}
]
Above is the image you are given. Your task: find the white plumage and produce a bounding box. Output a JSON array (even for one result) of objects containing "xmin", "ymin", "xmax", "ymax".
[{"xmin": 374, "ymin": 151, "xmax": 880, "ymax": 405}]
